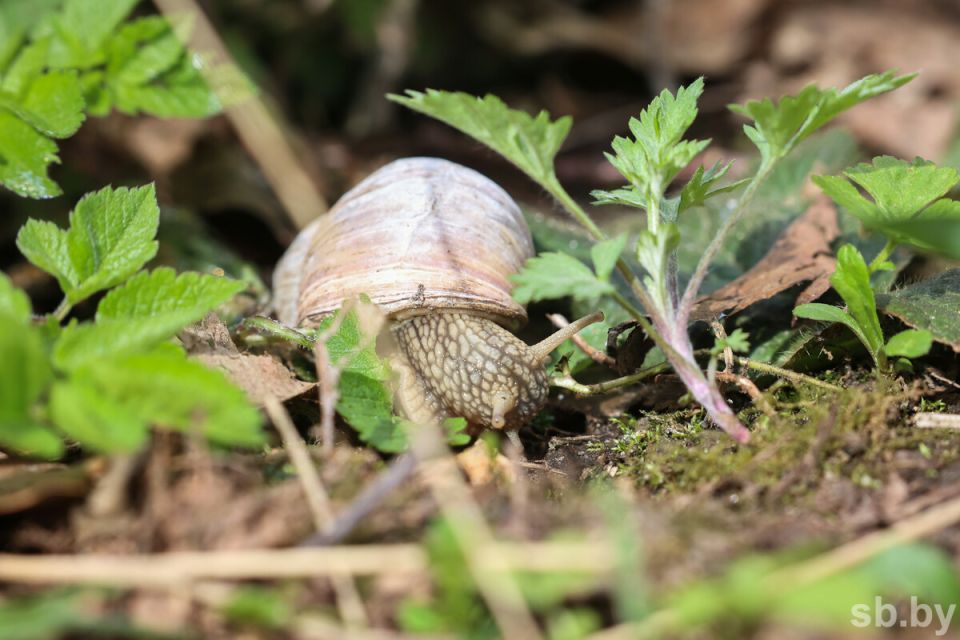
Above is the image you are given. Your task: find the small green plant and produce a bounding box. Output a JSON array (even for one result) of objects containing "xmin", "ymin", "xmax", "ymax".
[
  {"xmin": 0, "ymin": 184, "xmax": 263, "ymax": 459},
  {"xmin": 794, "ymin": 244, "xmax": 931, "ymax": 371},
  {"xmin": 0, "ymin": 0, "xmax": 243, "ymax": 198},
  {"xmin": 793, "ymin": 156, "xmax": 960, "ymax": 370},
  {"xmin": 390, "ymin": 71, "xmax": 913, "ymax": 442}
]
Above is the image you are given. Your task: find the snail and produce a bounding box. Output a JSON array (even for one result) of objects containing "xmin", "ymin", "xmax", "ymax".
[{"xmin": 273, "ymin": 157, "xmax": 601, "ymax": 437}]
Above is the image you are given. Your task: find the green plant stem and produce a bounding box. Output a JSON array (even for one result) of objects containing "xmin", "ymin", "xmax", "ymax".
[
  {"xmin": 239, "ymin": 316, "xmax": 316, "ymax": 349},
  {"xmin": 868, "ymin": 237, "xmax": 898, "ymax": 273},
  {"xmin": 553, "ymin": 351, "xmax": 842, "ymax": 397},
  {"xmin": 52, "ymin": 298, "xmax": 71, "ymax": 323},
  {"xmin": 679, "ymin": 159, "xmax": 775, "ymax": 318},
  {"xmin": 547, "ymin": 178, "xmax": 607, "ymax": 242},
  {"xmin": 551, "ymin": 361, "xmax": 672, "ymax": 396},
  {"xmin": 734, "ymin": 357, "xmax": 843, "ymax": 392}
]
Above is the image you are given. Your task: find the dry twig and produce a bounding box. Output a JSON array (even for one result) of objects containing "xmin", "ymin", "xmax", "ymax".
[
  {"xmin": 410, "ymin": 425, "xmax": 545, "ymax": 640},
  {"xmin": 263, "ymin": 397, "xmax": 368, "ymax": 628},
  {"xmin": 151, "ymin": 0, "xmax": 327, "ymax": 229},
  {"xmin": 0, "ymin": 542, "xmax": 615, "ymax": 585}
]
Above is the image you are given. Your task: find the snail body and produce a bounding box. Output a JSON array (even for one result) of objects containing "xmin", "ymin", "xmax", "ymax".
[{"xmin": 273, "ymin": 157, "xmax": 600, "ymax": 435}]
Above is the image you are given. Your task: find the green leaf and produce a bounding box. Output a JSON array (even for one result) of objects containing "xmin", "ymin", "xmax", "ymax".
[
  {"xmin": 884, "ymin": 329, "xmax": 932, "ymax": 359},
  {"xmin": 53, "ymin": 345, "xmax": 264, "ymax": 452},
  {"xmin": 54, "ymin": 268, "xmax": 244, "ymax": 370},
  {"xmin": 601, "ymin": 79, "xmax": 709, "ymax": 211},
  {"xmin": 96, "ymin": 267, "xmax": 245, "ymax": 322},
  {"xmin": 677, "ymin": 161, "xmax": 747, "ymax": 213},
  {"xmin": 1, "ymin": 39, "xmax": 50, "ymax": 96},
  {"xmin": 879, "ymin": 218, "xmax": 960, "ymax": 260},
  {"xmin": 111, "ymin": 64, "xmax": 222, "ymax": 118},
  {"xmin": 17, "ymin": 71, "xmax": 86, "ymax": 138},
  {"xmin": 877, "ymin": 269, "xmax": 960, "ymax": 352},
  {"xmin": 0, "ymin": 271, "xmax": 32, "ymax": 323},
  {"xmin": 108, "ymin": 17, "xmax": 183, "ymax": 85},
  {"xmin": 55, "ymin": 0, "xmax": 140, "ymax": 60},
  {"xmin": 49, "ymin": 376, "xmax": 148, "ymax": 453},
  {"xmin": 0, "ymin": 109, "xmax": 60, "ymax": 198},
  {"xmin": 714, "ymin": 328, "xmax": 750, "ymax": 355},
  {"xmin": 814, "ymin": 157, "xmax": 959, "ymax": 224},
  {"xmin": 793, "ymin": 303, "xmax": 873, "ymax": 359},
  {"xmin": 590, "ymin": 234, "xmax": 627, "ymax": 282},
  {"xmin": 388, "ymin": 89, "xmax": 571, "ymax": 188},
  {"xmin": 730, "ymin": 71, "xmax": 914, "ymax": 162},
  {"xmin": 510, "ymin": 252, "xmax": 614, "ymax": 304},
  {"xmin": 830, "ymin": 244, "xmax": 884, "ymax": 357},
  {"xmin": 0, "ymin": 589, "xmax": 93, "ymax": 640},
  {"xmin": 0, "ymin": 315, "xmax": 63, "ymax": 459},
  {"xmin": 16, "ymin": 184, "xmax": 160, "ymax": 303},
  {"xmin": 316, "ymin": 305, "xmax": 406, "ymax": 452}
]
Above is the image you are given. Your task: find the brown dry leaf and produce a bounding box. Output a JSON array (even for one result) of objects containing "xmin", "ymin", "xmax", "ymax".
[
  {"xmin": 181, "ymin": 314, "xmax": 315, "ymax": 404},
  {"xmin": 691, "ymin": 197, "xmax": 839, "ymax": 322}
]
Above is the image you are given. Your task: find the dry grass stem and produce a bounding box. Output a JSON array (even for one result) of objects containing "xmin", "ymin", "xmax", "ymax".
[
  {"xmin": 411, "ymin": 425, "xmax": 545, "ymax": 640},
  {"xmin": 263, "ymin": 396, "xmax": 368, "ymax": 628},
  {"xmin": 915, "ymin": 412, "xmax": 960, "ymax": 430},
  {"xmin": 0, "ymin": 542, "xmax": 615, "ymax": 586},
  {"xmin": 151, "ymin": 0, "xmax": 327, "ymax": 229}
]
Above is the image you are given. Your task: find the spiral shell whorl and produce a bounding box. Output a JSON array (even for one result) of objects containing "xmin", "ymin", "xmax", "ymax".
[{"xmin": 272, "ymin": 157, "xmax": 534, "ymax": 328}]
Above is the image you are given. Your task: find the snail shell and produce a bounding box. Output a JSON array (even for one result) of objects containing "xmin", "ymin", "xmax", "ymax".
[
  {"xmin": 273, "ymin": 157, "xmax": 534, "ymax": 329},
  {"xmin": 273, "ymin": 157, "xmax": 601, "ymax": 435}
]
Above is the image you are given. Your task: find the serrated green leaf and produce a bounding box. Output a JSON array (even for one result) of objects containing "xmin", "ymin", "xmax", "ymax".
[
  {"xmin": 0, "ymin": 271, "xmax": 32, "ymax": 323},
  {"xmin": 598, "ymin": 79, "xmax": 710, "ymax": 224},
  {"xmin": 55, "ymin": 345, "xmax": 264, "ymax": 451},
  {"xmin": 678, "ymin": 161, "xmax": 747, "ymax": 213},
  {"xmin": 16, "ymin": 184, "xmax": 159, "ymax": 302},
  {"xmin": 884, "ymin": 329, "xmax": 932, "ymax": 359},
  {"xmin": 337, "ymin": 369, "xmax": 407, "ymax": 453},
  {"xmin": 108, "ymin": 16, "xmax": 183, "ymax": 85},
  {"xmin": 112, "ymin": 70, "xmax": 221, "ymax": 118},
  {"xmin": 730, "ymin": 71, "xmax": 914, "ymax": 162},
  {"xmin": 49, "ymin": 376, "xmax": 148, "ymax": 453},
  {"xmin": 0, "ymin": 109, "xmax": 60, "ymax": 198},
  {"xmin": 1, "ymin": 39, "xmax": 49, "ymax": 96},
  {"xmin": 96, "ymin": 267, "xmax": 245, "ymax": 322},
  {"xmin": 877, "ymin": 270, "xmax": 960, "ymax": 352},
  {"xmin": 0, "ymin": 315, "xmax": 63, "ymax": 459},
  {"xmin": 54, "ymin": 268, "xmax": 244, "ymax": 370},
  {"xmin": 590, "ymin": 186, "xmax": 648, "ymax": 209},
  {"xmin": 18, "ymin": 70, "xmax": 86, "ymax": 137},
  {"xmin": 830, "ymin": 244, "xmax": 884, "ymax": 358},
  {"xmin": 315, "ymin": 305, "xmax": 406, "ymax": 452},
  {"xmin": 591, "ymin": 234, "xmax": 627, "ymax": 282},
  {"xmin": 815, "ymin": 157, "xmax": 959, "ymax": 224},
  {"xmin": 389, "ymin": 89, "xmax": 571, "ymax": 189},
  {"xmin": 56, "ymin": 0, "xmax": 139, "ymax": 59},
  {"xmin": 510, "ymin": 252, "xmax": 613, "ymax": 304}
]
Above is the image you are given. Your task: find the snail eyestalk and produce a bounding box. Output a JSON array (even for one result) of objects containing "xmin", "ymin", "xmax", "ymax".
[{"xmin": 530, "ymin": 311, "xmax": 604, "ymax": 362}]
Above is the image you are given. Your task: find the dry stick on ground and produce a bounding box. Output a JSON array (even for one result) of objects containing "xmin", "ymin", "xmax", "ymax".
[
  {"xmin": 0, "ymin": 542, "xmax": 615, "ymax": 585},
  {"xmin": 915, "ymin": 412, "xmax": 960, "ymax": 430},
  {"xmin": 263, "ymin": 397, "xmax": 368, "ymax": 628},
  {"xmin": 589, "ymin": 493, "xmax": 960, "ymax": 640},
  {"xmin": 152, "ymin": 0, "xmax": 327, "ymax": 230},
  {"xmin": 410, "ymin": 425, "xmax": 545, "ymax": 640},
  {"xmin": 547, "ymin": 313, "xmax": 616, "ymax": 367}
]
